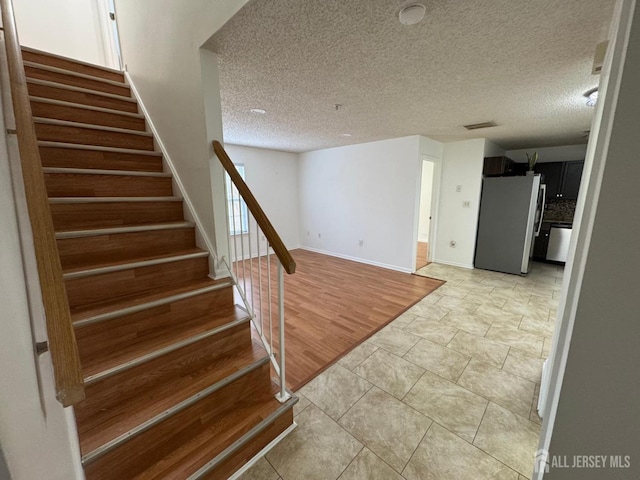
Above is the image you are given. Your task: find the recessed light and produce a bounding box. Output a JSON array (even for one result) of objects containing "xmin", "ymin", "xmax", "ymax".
[
  {"xmin": 250, "ymin": 108, "xmax": 266, "ymax": 115},
  {"xmin": 341, "ymin": 133, "xmax": 352, "ymax": 137},
  {"xmin": 584, "ymin": 88, "xmax": 598, "ymax": 107},
  {"xmin": 399, "ymin": 3, "xmax": 426, "ymax": 25}
]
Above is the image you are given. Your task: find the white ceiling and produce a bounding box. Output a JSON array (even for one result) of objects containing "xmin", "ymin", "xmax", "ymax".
[{"xmin": 206, "ymin": 0, "xmax": 616, "ymax": 153}]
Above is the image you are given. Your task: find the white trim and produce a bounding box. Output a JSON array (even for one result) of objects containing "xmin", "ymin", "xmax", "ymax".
[
  {"xmin": 412, "ymin": 153, "xmax": 442, "ymax": 272},
  {"xmin": 124, "ymin": 72, "xmax": 222, "ymax": 276},
  {"xmin": 299, "ymin": 246, "xmax": 413, "ymax": 274},
  {"xmin": 227, "ymin": 422, "xmax": 298, "ymax": 480},
  {"xmin": 533, "ymin": 1, "xmax": 636, "ymax": 478},
  {"xmin": 432, "ymin": 258, "xmax": 475, "ymax": 270}
]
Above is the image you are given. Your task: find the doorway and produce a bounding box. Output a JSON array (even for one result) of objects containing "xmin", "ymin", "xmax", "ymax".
[
  {"xmin": 96, "ymin": 0, "xmax": 123, "ymax": 69},
  {"xmin": 416, "ymin": 157, "xmax": 435, "ymax": 270}
]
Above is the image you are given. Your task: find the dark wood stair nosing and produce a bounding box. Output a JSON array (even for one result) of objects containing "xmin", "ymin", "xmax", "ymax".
[
  {"xmin": 83, "ymin": 314, "xmax": 251, "ymax": 386},
  {"xmin": 63, "ymin": 250, "xmax": 209, "ymax": 280},
  {"xmin": 73, "ymin": 279, "xmax": 233, "ymax": 328},
  {"xmin": 81, "ymin": 354, "xmax": 272, "ymax": 466},
  {"xmin": 188, "ymin": 395, "xmax": 298, "ymax": 480}
]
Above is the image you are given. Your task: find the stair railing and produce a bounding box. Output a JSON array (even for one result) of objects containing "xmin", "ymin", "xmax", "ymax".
[
  {"xmin": 0, "ymin": 0, "xmax": 84, "ymax": 405},
  {"xmin": 213, "ymin": 141, "xmax": 295, "ymax": 402}
]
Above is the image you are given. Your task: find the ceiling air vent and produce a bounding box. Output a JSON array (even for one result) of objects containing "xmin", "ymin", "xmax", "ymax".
[{"xmin": 463, "ymin": 121, "xmax": 498, "ymax": 130}]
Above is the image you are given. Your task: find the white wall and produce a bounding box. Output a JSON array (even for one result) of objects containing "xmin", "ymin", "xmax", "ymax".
[
  {"xmin": 114, "ymin": 0, "xmax": 249, "ymax": 270},
  {"xmin": 434, "ymin": 138, "xmax": 488, "ymax": 268},
  {"xmin": 298, "ymin": 135, "xmax": 429, "ymax": 272},
  {"xmin": 538, "ymin": 0, "xmax": 640, "ymax": 477},
  {"xmin": 225, "ymin": 145, "xmax": 301, "ymax": 255},
  {"xmin": 0, "ymin": 61, "xmax": 82, "ymax": 480},
  {"xmin": 417, "ymin": 160, "xmax": 434, "ymax": 242},
  {"xmin": 13, "ymin": 0, "xmax": 108, "ymax": 66},
  {"xmin": 506, "ymin": 144, "xmax": 588, "ymax": 163},
  {"xmin": 484, "ymin": 139, "xmax": 506, "ymax": 158}
]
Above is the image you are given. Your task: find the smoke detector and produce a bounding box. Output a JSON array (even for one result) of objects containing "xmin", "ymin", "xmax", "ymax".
[{"xmin": 399, "ymin": 3, "xmax": 426, "ymax": 25}]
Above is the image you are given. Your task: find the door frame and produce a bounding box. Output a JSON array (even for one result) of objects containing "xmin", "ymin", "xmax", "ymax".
[
  {"xmin": 412, "ymin": 154, "xmax": 441, "ymax": 271},
  {"xmin": 95, "ymin": 0, "xmax": 123, "ymax": 70}
]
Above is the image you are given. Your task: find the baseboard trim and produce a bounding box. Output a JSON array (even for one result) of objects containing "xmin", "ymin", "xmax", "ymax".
[
  {"xmin": 432, "ymin": 258, "xmax": 475, "ymax": 270},
  {"xmin": 298, "ymin": 246, "xmax": 413, "ymax": 274}
]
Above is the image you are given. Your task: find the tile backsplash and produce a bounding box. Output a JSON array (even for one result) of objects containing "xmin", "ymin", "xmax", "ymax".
[{"xmin": 544, "ymin": 199, "xmax": 577, "ymax": 222}]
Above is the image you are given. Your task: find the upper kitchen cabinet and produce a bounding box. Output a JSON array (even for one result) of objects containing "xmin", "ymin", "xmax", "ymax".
[
  {"xmin": 535, "ymin": 160, "xmax": 584, "ymax": 200},
  {"xmin": 535, "ymin": 162, "xmax": 564, "ymax": 200},
  {"xmin": 560, "ymin": 161, "xmax": 584, "ymax": 199},
  {"xmin": 483, "ymin": 156, "xmax": 515, "ymax": 176}
]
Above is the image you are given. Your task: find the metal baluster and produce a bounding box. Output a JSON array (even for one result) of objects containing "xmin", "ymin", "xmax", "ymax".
[
  {"xmin": 239, "ymin": 198, "xmax": 247, "ymax": 296},
  {"xmin": 275, "ymin": 262, "xmax": 290, "ymax": 402},
  {"xmin": 230, "ymin": 178, "xmax": 239, "ymax": 281},
  {"xmin": 257, "ymin": 225, "xmax": 264, "ymax": 338},
  {"xmin": 267, "ymin": 245, "xmax": 273, "ymax": 361},
  {"xmin": 223, "ymin": 173, "xmax": 234, "ymax": 276},
  {"xmin": 247, "ymin": 213, "xmax": 255, "ymax": 331}
]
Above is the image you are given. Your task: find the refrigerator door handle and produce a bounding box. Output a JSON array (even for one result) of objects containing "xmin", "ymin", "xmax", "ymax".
[{"xmin": 535, "ymin": 184, "xmax": 547, "ymax": 237}]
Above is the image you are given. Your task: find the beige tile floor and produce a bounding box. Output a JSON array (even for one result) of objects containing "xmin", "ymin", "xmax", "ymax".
[{"xmin": 240, "ymin": 261, "xmax": 563, "ymax": 480}]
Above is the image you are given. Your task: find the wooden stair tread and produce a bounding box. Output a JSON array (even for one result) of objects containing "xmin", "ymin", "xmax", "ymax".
[
  {"xmin": 70, "ymin": 277, "xmax": 229, "ymax": 321},
  {"xmin": 24, "ymin": 63, "xmax": 131, "ymax": 97},
  {"xmin": 31, "ymin": 97, "xmax": 146, "ymax": 131},
  {"xmin": 21, "ymin": 46, "xmax": 125, "ymax": 82},
  {"xmin": 45, "ymin": 171, "xmax": 173, "ymax": 198},
  {"xmin": 136, "ymin": 383, "xmax": 290, "ymax": 480},
  {"xmin": 27, "ymin": 79, "xmax": 138, "ymax": 114},
  {"xmin": 77, "ymin": 341, "xmax": 267, "ymax": 456},
  {"xmin": 62, "ymin": 247, "xmax": 205, "ymax": 276},
  {"xmin": 80, "ymin": 305, "xmax": 250, "ymax": 382}
]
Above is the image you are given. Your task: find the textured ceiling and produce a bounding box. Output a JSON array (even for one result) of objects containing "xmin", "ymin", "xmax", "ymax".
[{"xmin": 206, "ymin": 0, "xmax": 616, "ymax": 153}]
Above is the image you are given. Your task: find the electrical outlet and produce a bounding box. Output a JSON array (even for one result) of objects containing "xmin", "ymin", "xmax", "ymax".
[
  {"xmin": 318, "ymin": 233, "xmax": 321, "ymax": 239},
  {"xmin": 456, "ymin": 185, "xmax": 462, "ymax": 192},
  {"xmin": 306, "ymin": 231, "xmax": 310, "ymax": 236},
  {"xmin": 450, "ymin": 240, "xmax": 457, "ymax": 248},
  {"xmin": 359, "ymin": 240, "xmax": 364, "ymax": 247}
]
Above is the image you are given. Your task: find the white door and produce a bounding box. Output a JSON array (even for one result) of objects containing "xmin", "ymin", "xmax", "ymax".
[{"xmin": 96, "ymin": 0, "xmax": 123, "ymax": 69}]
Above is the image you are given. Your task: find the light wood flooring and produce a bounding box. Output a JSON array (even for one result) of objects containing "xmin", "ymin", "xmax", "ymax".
[
  {"xmin": 416, "ymin": 241, "xmax": 429, "ymax": 270},
  {"xmin": 234, "ymin": 249, "xmax": 444, "ymax": 390}
]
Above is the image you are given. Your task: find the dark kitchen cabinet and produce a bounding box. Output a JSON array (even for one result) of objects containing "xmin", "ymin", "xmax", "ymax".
[
  {"xmin": 535, "ymin": 161, "xmax": 584, "ymax": 201},
  {"xmin": 483, "ymin": 156, "xmax": 514, "ymax": 176},
  {"xmin": 560, "ymin": 161, "xmax": 584, "ymax": 199},
  {"xmin": 535, "ymin": 163, "xmax": 563, "ymax": 201},
  {"xmin": 533, "ymin": 223, "xmax": 551, "ymax": 260}
]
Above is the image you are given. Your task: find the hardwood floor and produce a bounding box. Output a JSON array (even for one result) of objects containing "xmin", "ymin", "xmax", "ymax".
[
  {"xmin": 234, "ymin": 249, "xmax": 444, "ymax": 390},
  {"xmin": 416, "ymin": 241, "xmax": 429, "ymax": 270}
]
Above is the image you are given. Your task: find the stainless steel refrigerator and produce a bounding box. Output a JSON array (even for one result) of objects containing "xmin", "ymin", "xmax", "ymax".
[{"xmin": 474, "ymin": 174, "xmax": 545, "ymax": 275}]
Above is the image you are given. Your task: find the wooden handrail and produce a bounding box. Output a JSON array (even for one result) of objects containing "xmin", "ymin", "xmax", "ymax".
[
  {"xmin": 213, "ymin": 141, "xmax": 296, "ymax": 274},
  {"xmin": 1, "ymin": 0, "xmax": 85, "ymax": 406}
]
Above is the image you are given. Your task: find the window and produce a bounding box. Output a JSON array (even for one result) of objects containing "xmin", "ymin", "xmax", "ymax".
[{"xmin": 226, "ymin": 165, "xmax": 248, "ymax": 235}]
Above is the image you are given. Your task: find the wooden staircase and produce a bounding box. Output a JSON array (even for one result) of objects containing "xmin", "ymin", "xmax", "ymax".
[{"xmin": 22, "ymin": 47, "xmax": 296, "ymax": 479}]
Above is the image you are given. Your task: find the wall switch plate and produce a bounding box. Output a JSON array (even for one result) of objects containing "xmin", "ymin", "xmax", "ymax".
[
  {"xmin": 456, "ymin": 185, "xmax": 462, "ymax": 192},
  {"xmin": 359, "ymin": 240, "xmax": 364, "ymax": 246},
  {"xmin": 463, "ymin": 201, "xmax": 471, "ymax": 208}
]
